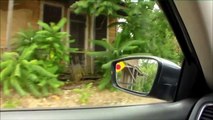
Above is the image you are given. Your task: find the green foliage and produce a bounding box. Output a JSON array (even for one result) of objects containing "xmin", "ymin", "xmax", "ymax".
[
  {"xmin": 115, "ymin": 1, "xmax": 155, "ymax": 41},
  {"xmin": 110, "ymin": 1, "xmax": 183, "ymax": 63},
  {"xmin": 72, "ymin": 0, "xmax": 183, "ymax": 90},
  {"xmin": 132, "ymin": 60, "xmax": 158, "ymax": 93},
  {"xmin": 12, "ymin": 18, "xmax": 78, "ymax": 73},
  {"xmin": 139, "ymin": 9, "xmax": 183, "ymax": 63},
  {"xmin": 88, "ymin": 35, "xmax": 144, "ymax": 90},
  {"xmin": 71, "ymin": 0, "xmax": 122, "ymax": 17},
  {"xmin": 0, "ymin": 18, "xmax": 76, "ymax": 97},
  {"xmin": 72, "ymin": 0, "xmax": 183, "ymax": 64},
  {"xmin": 0, "ymin": 48, "xmax": 64, "ymax": 97},
  {"xmin": 11, "ymin": 28, "xmax": 38, "ymax": 53},
  {"xmin": 72, "ymin": 83, "xmax": 93, "ymax": 104},
  {"xmin": 36, "ymin": 18, "xmax": 73, "ymax": 65}
]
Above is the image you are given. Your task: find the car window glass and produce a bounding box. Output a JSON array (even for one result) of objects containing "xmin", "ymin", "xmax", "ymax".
[{"xmin": 0, "ymin": 0, "xmax": 183, "ymax": 109}]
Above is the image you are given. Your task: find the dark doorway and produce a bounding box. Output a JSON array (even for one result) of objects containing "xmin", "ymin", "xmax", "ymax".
[
  {"xmin": 43, "ymin": 4, "xmax": 62, "ymax": 24},
  {"xmin": 94, "ymin": 15, "xmax": 107, "ymax": 74},
  {"xmin": 95, "ymin": 15, "xmax": 107, "ymax": 51},
  {"xmin": 69, "ymin": 13, "xmax": 86, "ymax": 65}
]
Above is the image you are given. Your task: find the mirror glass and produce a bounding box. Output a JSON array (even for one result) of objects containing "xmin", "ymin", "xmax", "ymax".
[{"xmin": 115, "ymin": 58, "xmax": 158, "ymax": 94}]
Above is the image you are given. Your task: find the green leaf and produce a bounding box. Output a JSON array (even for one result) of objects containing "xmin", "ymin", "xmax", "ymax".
[
  {"xmin": 56, "ymin": 18, "xmax": 67, "ymax": 30},
  {"xmin": 102, "ymin": 61, "xmax": 112, "ymax": 69},
  {"xmin": 56, "ymin": 32, "xmax": 68, "ymax": 37},
  {"xmin": 64, "ymin": 55, "xmax": 70, "ymax": 62},
  {"xmin": 52, "ymin": 26, "xmax": 60, "ymax": 32},
  {"xmin": 29, "ymin": 60, "xmax": 39, "ymax": 65},
  {"xmin": 69, "ymin": 40, "xmax": 75, "ymax": 44},
  {"xmin": 0, "ymin": 60, "xmax": 12, "ymax": 70},
  {"xmin": 0, "ymin": 62, "xmax": 14, "ymax": 82},
  {"xmin": 14, "ymin": 64, "xmax": 21, "ymax": 77},
  {"xmin": 1, "ymin": 52, "xmax": 19, "ymax": 61},
  {"xmin": 20, "ymin": 44, "xmax": 38, "ymax": 60},
  {"xmin": 123, "ymin": 46, "xmax": 138, "ymax": 51},
  {"xmin": 10, "ymin": 77, "xmax": 28, "ymax": 96},
  {"xmin": 98, "ymin": 70, "xmax": 111, "ymax": 90},
  {"xmin": 3, "ymin": 80, "xmax": 10, "ymax": 96},
  {"xmin": 48, "ymin": 79, "xmax": 63, "ymax": 88},
  {"xmin": 70, "ymin": 48, "xmax": 79, "ymax": 52},
  {"xmin": 38, "ymin": 21, "xmax": 52, "ymax": 31},
  {"xmin": 53, "ymin": 43, "xmax": 60, "ymax": 49},
  {"xmin": 46, "ymin": 37, "xmax": 54, "ymax": 42},
  {"xmin": 114, "ymin": 33, "xmax": 122, "ymax": 48},
  {"xmin": 28, "ymin": 82, "xmax": 41, "ymax": 97},
  {"xmin": 39, "ymin": 45, "xmax": 49, "ymax": 49},
  {"xmin": 91, "ymin": 40, "xmax": 113, "ymax": 51},
  {"xmin": 16, "ymin": 31, "xmax": 28, "ymax": 38},
  {"xmin": 31, "ymin": 65, "xmax": 57, "ymax": 78},
  {"xmin": 27, "ymin": 73, "xmax": 38, "ymax": 82},
  {"xmin": 36, "ymin": 30, "xmax": 49, "ymax": 35},
  {"xmin": 119, "ymin": 40, "xmax": 144, "ymax": 51},
  {"xmin": 87, "ymin": 51, "xmax": 110, "ymax": 58},
  {"xmin": 38, "ymin": 79, "xmax": 46, "ymax": 87}
]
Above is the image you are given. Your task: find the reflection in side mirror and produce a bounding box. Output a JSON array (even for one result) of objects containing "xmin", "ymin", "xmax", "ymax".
[
  {"xmin": 112, "ymin": 56, "xmax": 181, "ymax": 101},
  {"xmin": 115, "ymin": 59, "xmax": 158, "ymax": 94}
]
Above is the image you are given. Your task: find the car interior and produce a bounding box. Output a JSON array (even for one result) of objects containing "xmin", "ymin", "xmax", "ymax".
[{"xmin": 1, "ymin": 0, "xmax": 212, "ymax": 120}]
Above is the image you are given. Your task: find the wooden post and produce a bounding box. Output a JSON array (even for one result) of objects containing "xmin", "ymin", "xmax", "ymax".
[
  {"xmin": 5, "ymin": 0, "xmax": 14, "ymax": 50},
  {"xmin": 90, "ymin": 15, "xmax": 95, "ymax": 74},
  {"xmin": 84, "ymin": 15, "xmax": 95, "ymax": 74}
]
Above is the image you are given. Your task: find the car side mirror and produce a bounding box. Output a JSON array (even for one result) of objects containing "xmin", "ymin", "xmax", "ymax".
[{"xmin": 111, "ymin": 56, "xmax": 181, "ymax": 101}]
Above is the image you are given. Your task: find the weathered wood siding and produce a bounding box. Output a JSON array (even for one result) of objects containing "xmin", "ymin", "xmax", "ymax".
[{"xmin": 0, "ymin": 0, "xmax": 40, "ymax": 52}]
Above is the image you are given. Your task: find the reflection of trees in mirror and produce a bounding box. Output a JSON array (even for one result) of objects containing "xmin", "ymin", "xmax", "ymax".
[
  {"xmin": 116, "ymin": 59, "xmax": 158, "ymax": 93},
  {"xmin": 136, "ymin": 60, "xmax": 158, "ymax": 93}
]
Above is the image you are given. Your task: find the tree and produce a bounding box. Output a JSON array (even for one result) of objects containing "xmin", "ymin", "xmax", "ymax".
[{"xmin": 71, "ymin": 0, "xmax": 183, "ymax": 89}]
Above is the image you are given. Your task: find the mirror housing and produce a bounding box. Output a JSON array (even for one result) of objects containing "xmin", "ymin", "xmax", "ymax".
[{"xmin": 111, "ymin": 56, "xmax": 181, "ymax": 101}]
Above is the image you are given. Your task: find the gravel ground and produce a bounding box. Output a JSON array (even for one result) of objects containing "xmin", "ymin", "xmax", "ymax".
[{"xmin": 0, "ymin": 81, "xmax": 164, "ymax": 109}]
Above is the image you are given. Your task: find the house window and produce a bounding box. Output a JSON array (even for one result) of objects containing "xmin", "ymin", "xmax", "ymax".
[
  {"xmin": 95, "ymin": 15, "xmax": 107, "ymax": 51},
  {"xmin": 42, "ymin": 3, "xmax": 63, "ymax": 24},
  {"xmin": 69, "ymin": 13, "xmax": 86, "ymax": 64}
]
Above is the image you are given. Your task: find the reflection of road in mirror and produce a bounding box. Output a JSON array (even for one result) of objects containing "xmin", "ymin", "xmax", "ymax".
[{"xmin": 116, "ymin": 58, "xmax": 158, "ymax": 94}]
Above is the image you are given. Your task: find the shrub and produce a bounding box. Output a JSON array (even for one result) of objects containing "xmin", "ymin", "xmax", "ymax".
[
  {"xmin": 0, "ymin": 18, "xmax": 76, "ymax": 97},
  {"xmin": 12, "ymin": 18, "xmax": 78, "ymax": 73},
  {"xmin": 0, "ymin": 45, "xmax": 64, "ymax": 97}
]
